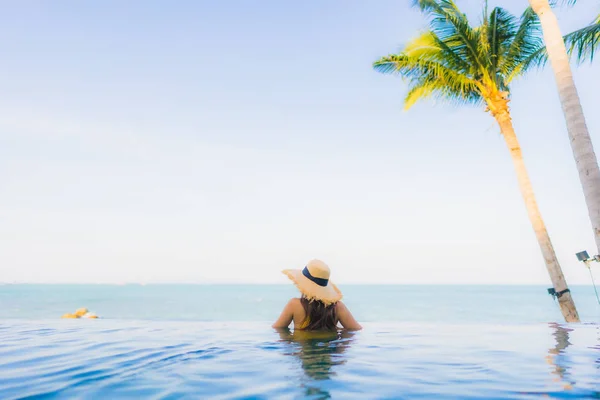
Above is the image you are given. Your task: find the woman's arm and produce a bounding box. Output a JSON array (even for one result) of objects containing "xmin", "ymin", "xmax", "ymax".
[
  {"xmin": 336, "ymin": 301, "xmax": 362, "ymax": 330},
  {"xmin": 272, "ymin": 299, "xmax": 296, "ymax": 329}
]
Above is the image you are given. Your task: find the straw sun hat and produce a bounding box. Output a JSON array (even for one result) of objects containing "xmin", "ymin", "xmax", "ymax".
[{"xmin": 282, "ymin": 259, "xmax": 342, "ymax": 305}]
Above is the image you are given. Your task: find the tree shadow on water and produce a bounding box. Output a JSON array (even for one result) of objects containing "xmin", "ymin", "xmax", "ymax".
[{"xmin": 276, "ymin": 329, "xmax": 356, "ymax": 399}]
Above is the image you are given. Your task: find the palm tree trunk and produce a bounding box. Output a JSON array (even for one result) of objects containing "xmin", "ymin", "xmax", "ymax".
[
  {"xmin": 494, "ymin": 109, "xmax": 580, "ymax": 323},
  {"xmin": 530, "ymin": 0, "xmax": 600, "ymax": 255}
]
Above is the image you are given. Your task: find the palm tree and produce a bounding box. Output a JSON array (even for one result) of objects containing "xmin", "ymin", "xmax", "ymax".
[
  {"xmin": 373, "ymin": 0, "xmax": 579, "ymax": 322},
  {"xmin": 565, "ymin": 14, "xmax": 600, "ymax": 63},
  {"xmin": 529, "ymin": 0, "xmax": 600, "ymax": 257}
]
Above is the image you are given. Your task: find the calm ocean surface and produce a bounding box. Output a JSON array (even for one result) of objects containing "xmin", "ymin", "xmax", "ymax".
[{"xmin": 1, "ymin": 285, "xmax": 599, "ymax": 399}]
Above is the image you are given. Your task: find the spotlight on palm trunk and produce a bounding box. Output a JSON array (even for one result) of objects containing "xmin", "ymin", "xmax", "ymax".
[{"xmin": 575, "ymin": 250, "xmax": 600, "ymax": 264}]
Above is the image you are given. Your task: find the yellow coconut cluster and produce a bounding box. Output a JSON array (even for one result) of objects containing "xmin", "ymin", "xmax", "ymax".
[{"xmin": 61, "ymin": 308, "xmax": 99, "ymax": 319}]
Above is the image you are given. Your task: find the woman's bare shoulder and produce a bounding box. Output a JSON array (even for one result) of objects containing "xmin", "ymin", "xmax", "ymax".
[
  {"xmin": 335, "ymin": 301, "xmax": 347, "ymax": 310},
  {"xmin": 283, "ymin": 297, "xmax": 302, "ymax": 310},
  {"xmin": 289, "ymin": 297, "xmax": 302, "ymax": 307},
  {"xmin": 335, "ymin": 301, "xmax": 362, "ymax": 330}
]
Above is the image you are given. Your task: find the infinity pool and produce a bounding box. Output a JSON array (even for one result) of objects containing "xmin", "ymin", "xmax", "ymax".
[{"xmin": 1, "ymin": 321, "xmax": 598, "ymax": 399}]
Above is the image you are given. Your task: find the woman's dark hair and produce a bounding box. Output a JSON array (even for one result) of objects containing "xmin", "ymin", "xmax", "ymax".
[{"xmin": 300, "ymin": 297, "xmax": 338, "ymax": 331}]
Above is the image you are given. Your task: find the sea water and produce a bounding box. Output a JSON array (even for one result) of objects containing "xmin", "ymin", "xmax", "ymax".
[{"xmin": 1, "ymin": 285, "xmax": 599, "ymax": 399}]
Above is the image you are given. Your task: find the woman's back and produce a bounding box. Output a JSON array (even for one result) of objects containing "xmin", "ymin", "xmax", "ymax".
[
  {"xmin": 272, "ymin": 259, "xmax": 362, "ymax": 331},
  {"xmin": 274, "ymin": 297, "xmax": 361, "ymax": 331}
]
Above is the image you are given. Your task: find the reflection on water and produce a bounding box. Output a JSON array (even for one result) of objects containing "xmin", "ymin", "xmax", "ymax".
[
  {"xmin": 546, "ymin": 323, "xmax": 574, "ymax": 391},
  {"xmin": 276, "ymin": 329, "xmax": 355, "ymax": 398},
  {"xmin": 597, "ymin": 325, "xmax": 600, "ymax": 368},
  {"xmin": 546, "ymin": 323, "xmax": 600, "ymax": 398},
  {"xmin": 2, "ymin": 321, "xmax": 600, "ymax": 399}
]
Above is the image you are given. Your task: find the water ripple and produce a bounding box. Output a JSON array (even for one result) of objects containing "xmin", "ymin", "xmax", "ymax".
[{"xmin": 0, "ymin": 321, "xmax": 599, "ymax": 399}]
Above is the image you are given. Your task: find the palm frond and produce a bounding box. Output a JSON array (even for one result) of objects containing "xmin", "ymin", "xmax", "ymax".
[
  {"xmin": 549, "ymin": 0, "xmax": 577, "ymax": 6},
  {"xmin": 377, "ymin": 0, "xmax": 546, "ymax": 110},
  {"xmin": 373, "ymin": 54, "xmax": 462, "ymax": 82},
  {"xmin": 412, "ymin": 0, "xmax": 488, "ymax": 75},
  {"xmin": 564, "ymin": 15, "xmax": 600, "ymax": 64},
  {"xmin": 506, "ymin": 46, "xmax": 548, "ymax": 83},
  {"xmin": 404, "ymin": 82, "xmax": 438, "ymax": 109},
  {"xmin": 373, "ymin": 53, "xmax": 481, "ymax": 109},
  {"xmin": 403, "ymin": 78, "xmax": 482, "ymax": 109},
  {"xmin": 483, "ymin": 7, "xmax": 519, "ymax": 85},
  {"xmin": 402, "ymin": 31, "xmax": 470, "ymax": 73},
  {"xmin": 501, "ymin": 7, "xmax": 544, "ymax": 83}
]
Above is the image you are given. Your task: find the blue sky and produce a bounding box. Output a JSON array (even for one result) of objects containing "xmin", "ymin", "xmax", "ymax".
[{"xmin": 1, "ymin": 0, "xmax": 599, "ymax": 285}]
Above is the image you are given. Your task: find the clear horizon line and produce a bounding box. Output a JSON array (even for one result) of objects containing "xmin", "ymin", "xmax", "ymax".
[{"xmin": 0, "ymin": 282, "xmax": 596, "ymax": 286}]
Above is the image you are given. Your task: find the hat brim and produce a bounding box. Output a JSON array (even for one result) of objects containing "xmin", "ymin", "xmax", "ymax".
[{"xmin": 282, "ymin": 269, "xmax": 342, "ymax": 305}]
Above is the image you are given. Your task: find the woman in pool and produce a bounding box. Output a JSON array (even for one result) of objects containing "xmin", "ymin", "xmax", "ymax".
[{"xmin": 272, "ymin": 259, "xmax": 362, "ymax": 331}]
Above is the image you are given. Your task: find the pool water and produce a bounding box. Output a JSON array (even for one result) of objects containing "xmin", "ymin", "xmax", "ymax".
[
  {"xmin": 1, "ymin": 321, "xmax": 599, "ymax": 399},
  {"xmin": 1, "ymin": 285, "xmax": 600, "ymax": 399}
]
